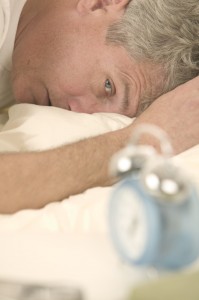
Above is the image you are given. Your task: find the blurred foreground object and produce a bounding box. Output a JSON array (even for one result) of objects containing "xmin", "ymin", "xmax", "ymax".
[
  {"xmin": 128, "ymin": 270, "xmax": 199, "ymax": 300},
  {"xmin": 0, "ymin": 280, "xmax": 83, "ymax": 300},
  {"xmin": 109, "ymin": 124, "xmax": 199, "ymax": 270}
]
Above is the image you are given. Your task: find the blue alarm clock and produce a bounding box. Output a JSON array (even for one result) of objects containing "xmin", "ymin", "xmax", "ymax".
[{"xmin": 108, "ymin": 124, "xmax": 199, "ymax": 270}]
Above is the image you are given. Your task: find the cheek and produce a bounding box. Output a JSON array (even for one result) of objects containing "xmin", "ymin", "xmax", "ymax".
[
  {"xmin": 49, "ymin": 54, "xmax": 95, "ymax": 96},
  {"xmin": 48, "ymin": 65, "xmax": 90, "ymax": 99}
]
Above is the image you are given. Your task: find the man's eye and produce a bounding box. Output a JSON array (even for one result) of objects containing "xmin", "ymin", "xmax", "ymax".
[{"xmin": 104, "ymin": 79, "xmax": 115, "ymax": 97}]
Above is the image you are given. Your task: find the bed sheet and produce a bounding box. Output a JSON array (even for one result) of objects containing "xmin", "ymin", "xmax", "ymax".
[
  {"xmin": 0, "ymin": 104, "xmax": 133, "ymax": 233},
  {"xmin": 0, "ymin": 104, "xmax": 145, "ymax": 300},
  {"xmin": 0, "ymin": 104, "xmax": 198, "ymax": 300},
  {"xmin": 0, "ymin": 104, "xmax": 198, "ymax": 232}
]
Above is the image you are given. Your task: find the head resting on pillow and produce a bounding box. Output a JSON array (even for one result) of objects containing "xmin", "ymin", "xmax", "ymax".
[{"xmin": 12, "ymin": 0, "xmax": 199, "ymax": 117}]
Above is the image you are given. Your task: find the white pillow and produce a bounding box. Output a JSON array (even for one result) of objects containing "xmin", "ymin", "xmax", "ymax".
[
  {"xmin": 0, "ymin": 104, "xmax": 133, "ymax": 152},
  {"xmin": 0, "ymin": 103, "xmax": 133, "ymax": 235}
]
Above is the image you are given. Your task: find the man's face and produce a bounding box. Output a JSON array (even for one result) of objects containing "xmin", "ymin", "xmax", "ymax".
[{"xmin": 12, "ymin": 0, "xmax": 153, "ymax": 117}]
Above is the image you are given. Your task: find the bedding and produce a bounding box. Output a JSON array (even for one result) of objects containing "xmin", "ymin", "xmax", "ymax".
[
  {"xmin": 0, "ymin": 104, "xmax": 139, "ymax": 300},
  {"xmin": 0, "ymin": 104, "xmax": 198, "ymax": 300},
  {"xmin": 0, "ymin": 103, "xmax": 133, "ymax": 232},
  {"xmin": 0, "ymin": 0, "xmax": 27, "ymax": 108},
  {"xmin": 0, "ymin": 103, "xmax": 133, "ymax": 152},
  {"xmin": 0, "ymin": 103, "xmax": 198, "ymax": 236}
]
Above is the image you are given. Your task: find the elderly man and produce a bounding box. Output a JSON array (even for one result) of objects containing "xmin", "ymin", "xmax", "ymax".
[{"xmin": 0, "ymin": 0, "xmax": 198, "ymax": 213}]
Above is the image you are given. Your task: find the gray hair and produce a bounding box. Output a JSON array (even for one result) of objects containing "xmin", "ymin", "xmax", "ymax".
[{"xmin": 107, "ymin": 0, "xmax": 199, "ymax": 113}]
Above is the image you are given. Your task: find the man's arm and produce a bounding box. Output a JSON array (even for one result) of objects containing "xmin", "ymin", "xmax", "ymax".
[
  {"xmin": 0, "ymin": 76, "xmax": 199, "ymax": 214},
  {"xmin": 133, "ymin": 76, "xmax": 199, "ymax": 153},
  {"xmin": 0, "ymin": 126, "xmax": 131, "ymax": 214}
]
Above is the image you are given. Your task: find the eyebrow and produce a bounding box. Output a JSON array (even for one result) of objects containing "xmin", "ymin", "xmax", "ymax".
[{"xmin": 121, "ymin": 81, "xmax": 130, "ymax": 112}]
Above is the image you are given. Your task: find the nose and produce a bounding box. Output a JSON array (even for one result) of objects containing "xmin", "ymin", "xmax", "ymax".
[{"xmin": 67, "ymin": 96, "xmax": 101, "ymax": 114}]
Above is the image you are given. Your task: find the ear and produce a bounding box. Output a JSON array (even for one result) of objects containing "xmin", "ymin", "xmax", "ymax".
[{"xmin": 77, "ymin": 0, "xmax": 130, "ymax": 14}]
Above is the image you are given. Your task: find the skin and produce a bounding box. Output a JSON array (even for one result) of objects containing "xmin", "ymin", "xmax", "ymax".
[
  {"xmin": 1, "ymin": 76, "xmax": 199, "ymax": 214},
  {"xmin": 0, "ymin": 0, "xmax": 198, "ymax": 213},
  {"xmin": 12, "ymin": 0, "xmax": 158, "ymax": 117}
]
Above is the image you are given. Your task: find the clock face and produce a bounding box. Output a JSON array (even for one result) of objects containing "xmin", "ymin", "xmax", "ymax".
[
  {"xmin": 109, "ymin": 178, "xmax": 199, "ymax": 269},
  {"xmin": 110, "ymin": 185, "xmax": 148, "ymax": 262}
]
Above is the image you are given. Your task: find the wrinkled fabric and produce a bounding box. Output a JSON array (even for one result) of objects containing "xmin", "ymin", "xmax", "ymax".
[{"xmin": 0, "ymin": 0, "xmax": 26, "ymax": 108}]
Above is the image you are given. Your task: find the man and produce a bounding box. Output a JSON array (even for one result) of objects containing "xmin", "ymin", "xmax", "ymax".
[{"xmin": 0, "ymin": 0, "xmax": 198, "ymax": 213}]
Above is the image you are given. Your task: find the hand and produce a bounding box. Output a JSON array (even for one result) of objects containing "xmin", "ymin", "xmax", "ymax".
[{"xmin": 133, "ymin": 76, "xmax": 199, "ymax": 154}]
